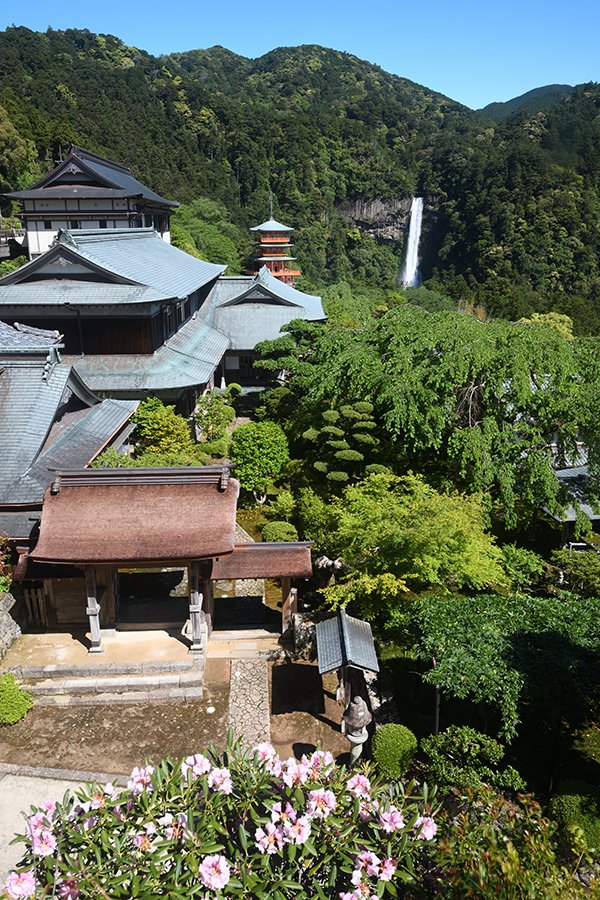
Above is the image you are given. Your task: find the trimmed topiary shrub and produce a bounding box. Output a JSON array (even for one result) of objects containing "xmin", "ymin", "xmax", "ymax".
[
  {"xmin": 261, "ymin": 521, "xmax": 299, "ymax": 542},
  {"xmin": 0, "ymin": 673, "xmax": 33, "ymax": 724},
  {"xmin": 549, "ymin": 780, "xmax": 600, "ymax": 850},
  {"xmin": 421, "ymin": 725, "xmax": 525, "ymax": 794},
  {"xmin": 372, "ymin": 724, "xmax": 418, "ymax": 780}
]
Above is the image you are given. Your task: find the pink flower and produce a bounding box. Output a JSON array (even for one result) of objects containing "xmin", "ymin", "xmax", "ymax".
[
  {"xmin": 283, "ymin": 815, "xmax": 312, "ymax": 845},
  {"xmin": 32, "ymin": 828, "xmax": 57, "ymax": 857},
  {"xmin": 25, "ymin": 810, "xmax": 53, "ymax": 839},
  {"xmin": 181, "ymin": 753, "xmax": 211, "ymax": 780},
  {"xmin": 347, "ymin": 773, "xmax": 371, "ymax": 798},
  {"xmin": 355, "ymin": 850, "xmax": 381, "ymax": 877},
  {"xmin": 379, "ymin": 805, "xmax": 405, "ymax": 833},
  {"xmin": 127, "ymin": 765, "xmax": 154, "ymax": 794},
  {"xmin": 208, "ymin": 767, "xmax": 233, "ymax": 794},
  {"xmin": 253, "ymin": 742, "xmax": 277, "ymax": 762},
  {"xmin": 57, "ymin": 879, "xmax": 80, "ymax": 898},
  {"xmin": 379, "ymin": 858, "xmax": 397, "ymax": 882},
  {"xmin": 414, "ymin": 815, "xmax": 437, "ymax": 840},
  {"xmin": 199, "ymin": 854, "xmax": 231, "ymax": 890},
  {"xmin": 282, "ymin": 757, "xmax": 310, "ymax": 788},
  {"xmin": 307, "ymin": 749, "xmax": 335, "ymax": 779},
  {"xmin": 158, "ymin": 811, "xmax": 188, "ymax": 840},
  {"xmin": 307, "ymin": 788, "xmax": 337, "ymax": 819},
  {"xmin": 4, "ymin": 870, "xmax": 36, "ymax": 899},
  {"xmin": 265, "ymin": 754, "xmax": 284, "ymax": 777},
  {"xmin": 42, "ymin": 800, "xmax": 57, "ymax": 817},
  {"xmin": 255, "ymin": 822, "xmax": 284, "ymax": 854},
  {"xmin": 271, "ymin": 801, "xmax": 297, "ymax": 824}
]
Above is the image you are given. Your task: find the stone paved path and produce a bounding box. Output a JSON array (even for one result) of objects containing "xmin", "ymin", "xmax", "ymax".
[{"xmin": 227, "ymin": 659, "xmax": 271, "ymax": 745}]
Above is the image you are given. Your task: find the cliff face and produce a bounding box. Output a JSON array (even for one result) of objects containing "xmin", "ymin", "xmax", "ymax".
[{"xmin": 337, "ymin": 198, "xmax": 412, "ymax": 243}]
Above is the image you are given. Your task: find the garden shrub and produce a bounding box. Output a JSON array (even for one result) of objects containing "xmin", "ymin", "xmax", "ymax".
[
  {"xmin": 5, "ymin": 737, "xmax": 439, "ymax": 899},
  {"xmin": 0, "ymin": 674, "xmax": 33, "ymax": 725},
  {"xmin": 372, "ymin": 723, "xmax": 418, "ymax": 780},
  {"xmin": 0, "ymin": 532, "xmax": 12, "ymax": 594},
  {"xmin": 549, "ymin": 780, "xmax": 600, "ymax": 850},
  {"xmin": 261, "ymin": 521, "xmax": 299, "ymax": 542},
  {"xmin": 434, "ymin": 785, "xmax": 579, "ymax": 898},
  {"xmin": 200, "ymin": 436, "xmax": 231, "ymax": 459},
  {"xmin": 421, "ymin": 725, "xmax": 525, "ymax": 794}
]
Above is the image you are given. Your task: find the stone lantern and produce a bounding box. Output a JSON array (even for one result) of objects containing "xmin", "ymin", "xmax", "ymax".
[{"xmin": 342, "ymin": 695, "xmax": 372, "ymax": 765}]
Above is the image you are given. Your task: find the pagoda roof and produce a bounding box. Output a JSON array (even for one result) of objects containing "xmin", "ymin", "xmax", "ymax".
[
  {"xmin": 0, "ymin": 229, "xmax": 226, "ymax": 300},
  {"xmin": 6, "ymin": 145, "xmax": 178, "ymax": 209},
  {"xmin": 250, "ymin": 218, "xmax": 294, "ymax": 233}
]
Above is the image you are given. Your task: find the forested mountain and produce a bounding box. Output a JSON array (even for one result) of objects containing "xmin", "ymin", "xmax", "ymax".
[
  {"xmin": 1, "ymin": 27, "xmax": 600, "ymax": 330},
  {"xmin": 478, "ymin": 84, "xmax": 574, "ymax": 123}
]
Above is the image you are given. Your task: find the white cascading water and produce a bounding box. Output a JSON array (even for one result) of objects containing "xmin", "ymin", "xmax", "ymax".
[{"xmin": 401, "ymin": 196, "xmax": 424, "ymax": 287}]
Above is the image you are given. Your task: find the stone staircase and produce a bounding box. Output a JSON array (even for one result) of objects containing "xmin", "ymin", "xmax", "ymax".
[{"xmin": 8, "ymin": 659, "xmax": 204, "ymax": 706}]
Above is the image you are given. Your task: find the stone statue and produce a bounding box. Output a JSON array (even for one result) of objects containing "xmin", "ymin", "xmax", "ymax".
[{"xmin": 342, "ymin": 695, "xmax": 372, "ymax": 765}]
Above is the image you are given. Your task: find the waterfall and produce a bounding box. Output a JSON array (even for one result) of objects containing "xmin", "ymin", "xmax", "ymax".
[{"xmin": 401, "ymin": 196, "xmax": 424, "ymax": 287}]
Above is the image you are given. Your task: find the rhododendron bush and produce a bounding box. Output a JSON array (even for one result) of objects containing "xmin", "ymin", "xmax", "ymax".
[{"xmin": 4, "ymin": 738, "xmax": 438, "ymax": 899}]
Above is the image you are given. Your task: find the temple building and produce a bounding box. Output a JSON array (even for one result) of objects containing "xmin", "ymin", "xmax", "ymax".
[
  {"xmin": 248, "ymin": 218, "xmax": 301, "ymax": 285},
  {"xmin": 0, "ymin": 228, "xmax": 227, "ymax": 410},
  {"xmin": 0, "ymin": 228, "xmax": 325, "ymax": 398},
  {"xmin": 205, "ymin": 265, "xmax": 324, "ymax": 383},
  {"xmin": 4, "ymin": 145, "xmax": 178, "ymax": 258}
]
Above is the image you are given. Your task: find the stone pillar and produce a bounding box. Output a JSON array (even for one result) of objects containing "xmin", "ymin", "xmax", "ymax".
[
  {"xmin": 281, "ymin": 579, "xmax": 297, "ymax": 633},
  {"xmin": 188, "ymin": 562, "xmax": 204, "ymax": 654},
  {"xmin": 85, "ymin": 566, "xmax": 104, "ymax": 654}
]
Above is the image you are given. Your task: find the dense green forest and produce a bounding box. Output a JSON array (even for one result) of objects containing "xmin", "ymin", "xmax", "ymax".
[{"xmin": 1, "ymin": 27, "xmax": 600, "ymax": 330}]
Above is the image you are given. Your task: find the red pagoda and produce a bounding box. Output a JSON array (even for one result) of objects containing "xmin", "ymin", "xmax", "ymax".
[{"xmin": 248, "ymin": 217, "xmax": 301, "ymax": 285}]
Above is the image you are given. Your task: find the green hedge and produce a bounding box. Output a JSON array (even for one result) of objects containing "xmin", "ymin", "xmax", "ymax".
[
  {"xmin": 371, "ymin": 723, "xmax": 417, "ymax": 780},
  {"xmin": 261, "ymin": 521, "xmax": 299, "ymax": 542},
  {"xmin": 0, "ymin": 674, "xmax": 33, "ymax": 725}
]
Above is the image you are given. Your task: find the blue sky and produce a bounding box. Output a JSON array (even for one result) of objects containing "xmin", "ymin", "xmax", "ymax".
[{"xmin": 1, "ymin": 0, "xmax": 598, "ymax": 109}]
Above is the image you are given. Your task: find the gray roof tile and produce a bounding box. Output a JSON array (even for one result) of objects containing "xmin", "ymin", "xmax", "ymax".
[
  {"xmin": 316, "ymin": 610, "xmax": 379, "ymax": 674},
  {"xmin": 69, "ymin": 316, "xmax": 230, "ymax": 392}
]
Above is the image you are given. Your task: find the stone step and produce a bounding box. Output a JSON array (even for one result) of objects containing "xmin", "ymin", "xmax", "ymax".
[
  {"xmin": 9, "ymin": 658, "xmax": 201, "ymax": 680},
  {"xmin": 24, "ymin": 668, "xmax": 205, "ymax": 706},
  {"xmin": 210, "ymin": 628, "xmax": 281, "ymax": 641},
  {"xmin": 27, "ymin": 670, "xmax": 203, "ymax": 697},
  {"xmin": 35, "ymin": 685, "xmax": 203, "ymax": 707}
]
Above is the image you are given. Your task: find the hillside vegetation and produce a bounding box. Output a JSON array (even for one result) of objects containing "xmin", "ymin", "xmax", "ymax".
[{"xmin": 1, "ymin": 28, "xmax": 600, "ymax": 329}]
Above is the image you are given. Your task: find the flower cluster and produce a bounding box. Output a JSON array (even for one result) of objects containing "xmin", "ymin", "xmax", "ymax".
[{"xmin": 5, "ymin": 737, "xmax": 438, "ymax": 899}]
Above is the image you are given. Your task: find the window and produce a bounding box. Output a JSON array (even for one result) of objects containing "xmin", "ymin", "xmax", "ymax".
[
  {"xmin": 69, "ymin": 220, "xmax": 80, "ymax": 229},
  {"xmin": 43, "ymin": 220, "xmax": 52, "ymax": 229},
  {"xmin": 99, "ymin": 221, "xmax": 107, "ymax": 229}
]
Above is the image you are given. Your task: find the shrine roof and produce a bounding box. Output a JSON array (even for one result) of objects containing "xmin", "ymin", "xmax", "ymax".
[
  {"xmin": 7, "ymin": 146, "xmax": 179, "ymax": 209},
  {"xmin": 69, "ymin": 316, "xmax": 229, "ymax": 392},
  {"xmin": 31, "ymin": 467, "xmax": 240, "ymax": 565},
  {"xmin": 4, "ymin": 187, "xmax": 138, "ymax": 201},
  {"xmin": 316, "ymin": 610, "xmax": 379, "ymax": 675},
  {"xmin": 0, "ymin": 283, "xmax": 166, "ymax": 307},
  {"xmin": 0, "ymin": 321, "xmax": 62, "ymax": 351},
  {"xmin": 0, "ymin": 229, "xmax": 226, "ymax": 299},
  {"xmin": 4, "ymin": 398, "xmax": 137, "ymax": 504},
  {"xmin": 208, "ymin": 542, "xmax": 313, "ymax": 579},
  {"xmin": 204, "ymin": 266, "xmax": 324, "ymax": 348}
]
